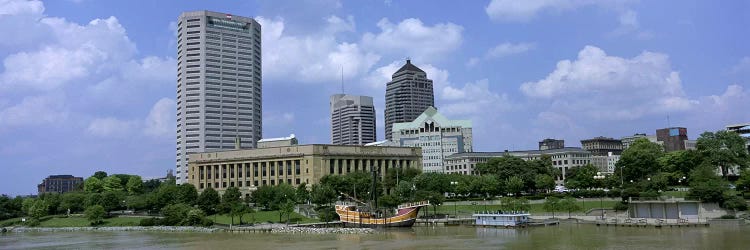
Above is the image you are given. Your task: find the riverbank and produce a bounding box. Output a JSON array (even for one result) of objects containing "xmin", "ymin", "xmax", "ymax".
[
  {"xmin": 2, "ymin": 224, "xmax": 373, "ymax": 234},
  {"xmin": 3, "ymin": 226, "xmax": 219, "ymax": 233}
]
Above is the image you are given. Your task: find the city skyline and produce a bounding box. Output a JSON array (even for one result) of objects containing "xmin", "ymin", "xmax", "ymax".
[{"xmin": 1, "ymin": 0, "xmax": 749, "ymax": 195}]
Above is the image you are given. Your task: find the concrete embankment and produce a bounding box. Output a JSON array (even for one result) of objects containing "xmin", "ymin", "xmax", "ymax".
[
  {"xmin": 4, "ymin": 226, "xmax": 218, "ymax": 233},
  {"xmin": 270, "ymin": 227, "xmax": 374, "ymax": 234}
]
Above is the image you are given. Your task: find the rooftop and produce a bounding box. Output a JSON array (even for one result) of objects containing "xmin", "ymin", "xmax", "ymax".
[
  {"xmin": 445, "ymin": 147, "xmax": 590, "ymax": 159},
  {"xmin": 394, "ymin": 59, "xmax": 425, "ymax": 74},
  {"xmin": 258, "ymin": 134, "xmax": 296, "ymax": 143},
  {"xmin": 391, "ymin": 106, "xmax": 472, "ymax": 131}
]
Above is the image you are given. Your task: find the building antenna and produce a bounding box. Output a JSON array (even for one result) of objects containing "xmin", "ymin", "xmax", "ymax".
[{"xmin": 341, "ymin": 65, "xmax": 345, "ymax": 94}]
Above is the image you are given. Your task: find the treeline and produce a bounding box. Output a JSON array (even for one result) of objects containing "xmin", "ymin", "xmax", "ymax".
[{"xmin": 563, "ymin": 130, "xmax": 749, "ymax": 211}]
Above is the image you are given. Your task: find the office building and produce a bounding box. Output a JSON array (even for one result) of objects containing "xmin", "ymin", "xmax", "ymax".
[
  {"xmin": 726, "ymin": 123, "xmax": 750, "ymax": 153},
  {"xmin": 539, "ymin": 138, "xmax": 564, "ymax": 150},
  {"xmin": 391, "ymin": 107, "xmax": 472, "ymax": 173},
  {"xmin": 581, "ymin": 136, "xmax": 623, "ymax": 156},
  {"xmin": 444, "ymin": 147, "xmax": 591, "ymax": 180},
  {"xmin": 384, "ymin": 60, "xmax": 435, "ymax": 140},
  {"xmin": 186, "ymin": 144, "xmax": 422, "ymax": 197},
  {"xmin": 591, "ymin": 152, "xmax": 620, "ymax": 173},
  {"xmin": 175, "ymin": 11, "xmax": 263, "ymax": 183},
  {"xmin": 621, "ymin": 133, "xmax": 660, "ymax": 150},
  {"xmin": 330, "ymin": 94, "xmax": 377, "ymax": 145},
  {"xmin": 37, "ymin": 175, "xmax": 83, "ymax": 194},
  {"xmin": 656, "ymin": 127, "xmax": 688, "ymax": 152}
]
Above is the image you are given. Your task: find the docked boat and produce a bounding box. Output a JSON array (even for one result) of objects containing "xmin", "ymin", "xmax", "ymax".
[
  {"xmin": 335, "ymin": 201, "xmax": 430, "ymax": 228},
  {"xmin": 473, "ymin": 211, "xmax": 530, "ymax": 227}
]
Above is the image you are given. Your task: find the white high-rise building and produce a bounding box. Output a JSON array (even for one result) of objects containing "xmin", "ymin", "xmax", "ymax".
[
  {"xmin": 391, "ymin": 107, "xmax": 472, "ymax": 173},
  {"xmin": 330, "ymin": 94, "xmax": 376, "ymax": 145},
  {"xmin": 175, "ymin": 11, "xmax": 262, "ymax": 183}
]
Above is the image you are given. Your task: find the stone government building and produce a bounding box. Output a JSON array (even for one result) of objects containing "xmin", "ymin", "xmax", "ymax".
[{"xmin": 187, "ymin": 144, "xmax": 422, "ymax": 197}]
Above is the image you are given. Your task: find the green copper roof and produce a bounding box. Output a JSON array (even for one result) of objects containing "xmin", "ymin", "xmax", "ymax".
[{"xmin": 391, "ymin": 106, "xmax": 472, "ymax": 131}]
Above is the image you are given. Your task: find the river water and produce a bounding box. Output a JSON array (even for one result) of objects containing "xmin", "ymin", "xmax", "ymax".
[{"xmin": 2, "ymin": 223, "xmax": 749, "ymax": 249}]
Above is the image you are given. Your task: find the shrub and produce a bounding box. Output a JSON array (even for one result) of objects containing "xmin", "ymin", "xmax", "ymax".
[
  {"xmin": 613, "ymin": 202, "xmax": 629, "ymax": 212},
  {"xmin": 720, "ymin": 214, "xmax": 736, "ymax": 219},
  {"xmin": 139, "ymin": 217, "xmax": 159, "ymax": 226},
  {"xmin": 160, "ymin": 203, "xmax": 191, "ymax": 226},
  {"xmin": 84, "ymin": 205, "xmax": 106, "ymax": 226}
]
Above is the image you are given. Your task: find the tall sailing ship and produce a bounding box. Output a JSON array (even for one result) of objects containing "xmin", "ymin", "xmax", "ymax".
[{"xmin": 335, "ymin": 200, "xmax": 429, "ymax": 228}]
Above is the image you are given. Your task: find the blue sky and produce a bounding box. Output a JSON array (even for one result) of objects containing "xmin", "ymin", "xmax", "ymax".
[{"xmin": 1, "ymin": 0, "xmax": 748, "ymax": 195}]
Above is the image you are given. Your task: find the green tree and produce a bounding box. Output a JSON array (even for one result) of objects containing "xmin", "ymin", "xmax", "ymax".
[
  {"xmin": 378, "ymin": 194, "xmax": 401, "ymax": 209},
  {"xmin": 103, "ymin": 176, "xmax": 124, "ymax": 192},
  {"xmin": 176, "ymin": 184, "xmax": 198, "ymax": 205},
  {"xmin": 84, "ymin": 205, "xmax": 106, "ymax": 226},
  {"xmin": 221, "ymin": 186, "xmax": 243, "ymax": 215},
  {"xmin": 101, "ymin": 191, "xmax": 126, "ymax": 212},
  {"xmin": 394, "ymin": 181, "xmax": 415, "ymax": 202},
  {"xmin": 505, "ymin": 176, "xmax": 524, "ymax": 196},
  {"xmin": 160, "ymin": 203, "xmax": 192, "ymax": 226},
  {"xmin": 696, "ymin": 130, "xmax": 750, "ymax": 177},
  {"xmin": 251, "ymin": 185, "xmax": 277, "ymax": 210},
  {"xmin": 39, "ymin": 193, "xmax": 62, "ymax": 215},
  {"xmin": 736, "ymin": 169, "xmax": 750, "ymax": 192},
  {"xmin": 197, "ymin": 187, "xmax": 220, "ymax": 215},
  {"xmin": 310, "ymin": 184, "xmax": 337, "ymax": 207},
  {"xmin": 0, "ymin": 195, "xmax": 24, "ymax": 220},
  {"xmin": 279, "ymin": 200, "xmax": 295, "ymax": 223},
  {"xmin": 615, "ymin": 138, "xmax": 664, "ymax": 183},
  {"xmin": 84, "ymin": 193, "xmax": 103, "ymax": 208},
  {"xmin": 84, "ymin": 177, "xmax": 104, "ymax": 193},
  {"xmin": 543, "ymin": 197, "xmax": 560, "ymax": 218},
  {"xmin": 184, "ymin": 208, "xmax": 208, "ymax": 226},
  {"xmin": 534, "ymin": 174, "xmax": 555, "ymax": 192},
  {"xmin": 475, "ymin": 175, "xmax": 501, "ymax": 198},
  {"xmin": 721, "ymin": 193, "xmax": 747, "ymax": 213},
  {"xmin": 565, "ymin": 164, "xmax": 599, "ymax": 189},
  {"xmin": 152, "ymin": 183, "xmax": 179, "ymax": 210},
  {"xmin": 658, "ymin": 150, "xmax": 702, "ymax": 181},
  {"xmin": 126, "ymin": 175, "xmax": 144, "ymax": 195},
  {"xmin": 558, "ymin": 197, "xmax": 581, "ymax": 218},
  {"xmin": 60, "ymin": 192, "xmax": 86, "ymax": 214},
  {"xmin": 687, "ymin": 163, "xmax": 728, "ymax": 202},
  {"xmin": 125, "ymin": 195, "xmax": 149, "ymax": 211},
  {"xmin": 296, "ymin": 183, "xmax": 310, "ymax": 204},
  {"xmin": 28, "ymin": 199, "xmax": 49, "ymax": 221},
  {"xmin": 93, "ymin": 171, "xmax": 108, "ymax": 180},
  {"xmin": 413, "ymin": 173, "xmax": 451, "ymax": 194},
  {"xmin": 384, "ymin": 167, "xmax": 422, "ymax": 189}
]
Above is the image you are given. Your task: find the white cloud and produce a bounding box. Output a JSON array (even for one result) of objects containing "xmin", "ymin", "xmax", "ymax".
[
  {"xmin": 486, "ymin": 42, "xmax": 535, "ymax": 59},
  {"xmin": 87, "ymin": 117, "xmax": 137, "ymax": 137},
  {"xmin": 730, "ymin": 57, "xmax": 750, "ymax": 74},
  {"xmin": 0, "ymin": 0, "xmax": 44, "ymax": 15},
  {"xmin": 439, "ymin": 79, "xmax": 515, "ymax": 116},
  {"xmin": 0, "ymin": 15, "xmax": 137, "ymax": 91},
  {"xmin": 264, "ymin": 112, "xmax": 296, "ymax": 127},
  {"xmin": 485, "ymin": 0, "xmax": 597, "ymax": 22},
  {"xmin": 257, "ymin": 16, "xmax": 380, "ymax": 84},
  {"xmin": 361, "ymin": 18, "xmax": 463, "ymax": 62},
  {"xmin": 466, "ymin": 57, "xmax": 480, "ymax": 67},
  {"xmin": 520, "ymin": 45, "xmax": 695, "ymax": 120},
  {"xmin": 324, "ymin": 15, "xmax": 355, "ymax": 34},
  {"xmin": 0, "ymin": 94, "xmax": 67, "ymax": 127},
  {"xmin": 144, "ymin": 98, "xmax": 175, "ymax": 138}
]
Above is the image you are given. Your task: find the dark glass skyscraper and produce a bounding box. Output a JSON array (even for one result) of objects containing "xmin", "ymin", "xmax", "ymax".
[{"xmin": 384, "ymin": 60, "xmax": 434, "ymax": 140}]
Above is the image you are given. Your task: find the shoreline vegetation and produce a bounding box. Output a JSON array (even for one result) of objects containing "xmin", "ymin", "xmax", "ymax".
[{"xmin": 1, "ymin": 224, "xmax": 374, "ymax": 234}]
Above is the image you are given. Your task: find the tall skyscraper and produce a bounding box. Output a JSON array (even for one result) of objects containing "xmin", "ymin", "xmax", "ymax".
[
  {"xmin": 330, "ymin": 94, "xmax": 376, "ymax": 145},
  {"xmin": 384, "ymin": 59, "xmax": 434, "ymax": 140},
  {"xmin": 175, "ymin": 11, "xmax": 262, "ymax": 184}
]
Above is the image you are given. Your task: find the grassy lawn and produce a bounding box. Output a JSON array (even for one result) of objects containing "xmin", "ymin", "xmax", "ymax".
[
  {"xmin": 431, "ymin": 200, "xmax": 620, "ymax": 216},
  {"xmin": 662, "ymin": 191, "xmax": 688, "ymax": 198},
  {"xmin": 36, "ymin": 216, "xmax": 143, "ymax": 227},
  {"xmin": 211, "ymin": 210, "xmax": 319, "ymax": 225},
  {"xmin": 0, "ymin": 217, "xmax": 22, "ymax": 227}
]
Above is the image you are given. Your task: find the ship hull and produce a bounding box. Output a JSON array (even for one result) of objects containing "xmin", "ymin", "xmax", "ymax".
[{"xmin": 335, "ymin": 202, "xmax": 428, "ymax": 228}]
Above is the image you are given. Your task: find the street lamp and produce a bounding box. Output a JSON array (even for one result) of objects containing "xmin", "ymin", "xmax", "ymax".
[
  {"xmin": 450, "ymin": 181, "xmax": 458, "ymax": 218},
  {"xmin": 593, "ymin": 172, "xmax": 606, "ymax": 220}
]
